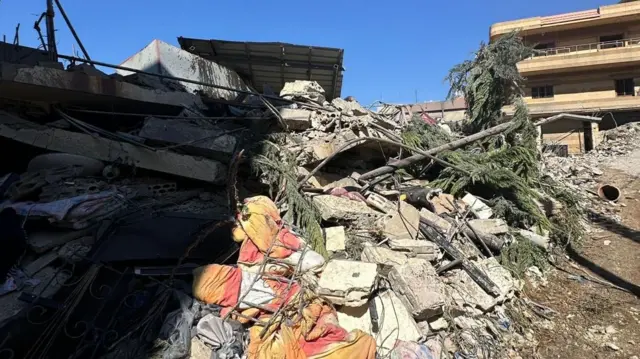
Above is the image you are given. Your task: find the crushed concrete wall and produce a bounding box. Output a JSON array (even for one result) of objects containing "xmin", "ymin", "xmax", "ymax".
[{"xmin": 118, "ymin": 40, "xmax": 250, "ymax": 100}]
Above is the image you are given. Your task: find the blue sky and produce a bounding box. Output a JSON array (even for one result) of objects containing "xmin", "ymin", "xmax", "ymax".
[{"xmin": 0, "ymin": 0, "xmax": 610, "ymax": 105}]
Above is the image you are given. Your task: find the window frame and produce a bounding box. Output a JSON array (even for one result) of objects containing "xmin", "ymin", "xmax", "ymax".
[
  {"xmin": 615, "ymin": 78, "xmax": 635, "ymax": 97},
  {"xmin": 531, "ymin": 85, "xmax": 554, "ymax": 99}
]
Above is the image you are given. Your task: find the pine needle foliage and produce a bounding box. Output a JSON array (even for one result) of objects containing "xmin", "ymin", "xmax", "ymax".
[
  {"xmin": 499, "ymin": 236, "xmax": 548, "ymax": 276},
  {"xmin": 250, "ymin": 137, "xmax": 328, "ymax": 257},
  {"xmin": 446, "ymin": 32, "xmax": 535, "ymax": 133}
]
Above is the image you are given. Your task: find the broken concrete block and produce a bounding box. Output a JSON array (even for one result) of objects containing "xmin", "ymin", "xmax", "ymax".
[
  {"xmin": 323, "ymin": 177, "xmax": 361, "ymax": 190},
  {"xmin": 420, "ymin": 208, "xmax": 452, "ymax": 234},
  {"xmin": 387, "ymin": 239, "xmax": 438, "ymax": 261},
  {"xmin": 429, "ymin": 317, "xmax": 449, "ymax": 331},
  {"xmin": 279, "ymin": 108, "xmax": 312, "ymax": 131},
  {"xmin": 296, "ymin": 167, "xmax": 322, "ymax": 188},
  {"xmin": 467, "ymin": 219, "xmax": 509, "ymax": 235},
  {"xmin": 480, "ymin": 257, "xmax": 519, "ymax": 297},
  {"xmin": 280, "ymin": 80, "xmax": 326, "ymax": 104},
  {"xmin": 383, "ymin": 201, "xmax": 420, "ymax": 241},
  {"xmin": 366, "ymin": 192, "xmax": 396, "ymax": 213},
  {"xmin": 444, "ymin": 269, "xmax": 496, "ymax": 312},
  {"xmin": 337, "ymin": 290, "xmax": 422, "ymax": 356},
  {"xmin": 139, "ymin": 117, "xmax": 237, "ymax": 161},
  {"xmin": 430, "ymin": 193, "xmax": 457, "ymax": 214},
  {"xmin": 313, "ymin": 195, "xmax": 381, "ymax": 227},
  {"xmin": 318, "ymin": 260, "xmax": 377, "ymax": 307},
  {"xmin": 461, "ymin": 194, "xmax": 493, "ymax": 219},
  {"xmin": 388, "ymin": 258, "xmax": 445, "ymax": 320},
  {"xmin": 360, "ymin": 245, "xmax": 408, "ymax": 274},
  {"xmin": 518, "ymin": 229, "xmax": 550, "ymax": 249},
  {"xmin": 324, "ymin": 226, "xmax": 346, "ymax": 252},
  {"xmin": 331, "ymin": 97, "xmax": 369, "ymax": 116},
  {"xmin": 0, "ymin": 112, "xmax": 227, "ymax": 183},
  {"xmin": 454, "ymin": 316, "xmax": 484, "ymax": 330}
]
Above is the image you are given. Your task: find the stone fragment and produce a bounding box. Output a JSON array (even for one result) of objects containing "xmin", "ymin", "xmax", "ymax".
[
  {"xmin": 518, "ymin": 229, "xmax": 550, "ymax": 249},
  {"xmin": 430, "ymin": 193, "xmax": 457, "ymax": 214},
  {"xmin": 366, "ymin": 192, "xmax": 396, "ymax": 214},
  {"xmin": 296, "ymin": 167, "xmax": 322, "ymax": 188},
  {"xmin": 331, "ymin": 97, "xmax": 369, "ymax": 116},
  {"xmin": 278, "ymin": 108, "xmax": 312, "ymax": 131},
  {"xmin": 360, "ymin": 245, "xmax": 408, "ymax": 274},
  {"xmin": 461, "ymin": 194, "xmax": 493, "ymax": 219},
  {"xmin": 429, "ymin": 317, "xmax": 449, "ymax": 331},
  {"xmin": 337, "ymin": 290, "xmax": 421, "ymax": 356},
  {"xmin": 454, "ymin": 316, "xmax": 484, "ymax": 330},
  {"xmin": 27, "ymin": 229, "xmax": 93, "ymax": 254},
  {"xmin": 313, "ymin": 195, "xmax": 381, "ymax": 227},
  {"xmin": 324, "ymin": 226, "xmax": 346, "ymax": 252},
  {"xmin": 318, "ymin": 260, "xmax": 378, "ymax": 307},
  {"xmin": 420, "ymin": 208, "xmax": 452, "ymax": 234},
  {"xmin": 387, "ymin": 239, "xmax": 438, "ymax": 261},
  {"xmin": 388, "ymin": 258, "xmax": 445, "ymax": 320},
  {"xmin": 280, "ymin": 80, "xmax": 326, "ymax": 104},
  {"xmin": 467, "ymin": 219, "xmax": 509, "ymax": 235},
  {"xmin": 323, "ymin": 177, "xmax": 361, "ymax": 190},
  {"xmin": 383, "ymin": 201, "xmax": 420, "ymax": 241}
]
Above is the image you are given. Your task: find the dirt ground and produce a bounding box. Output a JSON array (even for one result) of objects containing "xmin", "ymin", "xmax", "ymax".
[{"xmin": 516, "ymin": 162, "xmax": 640, "ymax": 358}]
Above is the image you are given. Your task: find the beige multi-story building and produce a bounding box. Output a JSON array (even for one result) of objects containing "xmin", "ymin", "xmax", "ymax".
[{"xmin": 492, "ymin": 1, "xmax": 640, "ymax": 130}]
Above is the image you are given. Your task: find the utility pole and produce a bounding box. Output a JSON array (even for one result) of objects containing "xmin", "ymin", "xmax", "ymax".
[{"xmin": 45, "ymin": 0, "xmax": 57, "ymax": 61}]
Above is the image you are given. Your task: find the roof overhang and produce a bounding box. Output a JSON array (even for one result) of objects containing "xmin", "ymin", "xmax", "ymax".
[
  {"xmin": 534, "ymin": 113, "xmax": 602, "ymax": 127},
  {"xmin": 177, "ymin": 37, "xmax": 345, "ymax": 100}
]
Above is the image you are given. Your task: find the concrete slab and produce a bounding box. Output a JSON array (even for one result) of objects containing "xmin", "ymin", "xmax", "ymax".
[
  {"xmin": 388, "ymin": 258, "xmax": 445, "ymax": 320},
  {"xmin": 467, "ymin": 219, "xmax": 509, "ymax": 235},
  {"xmin": 279, "ymin": 108, "xmax": 312, "ymax": 131},
  {"xmin": 138, "ymin": 117, "xmax": 237, "ymax": 162},
  {"xmin": 313, "ymin": 195, "xmax": 381, "ymax": 227},
  {"xmin": 462, "ymin": 194, "xmax": 493, "ymax": 219},
  {"xmin": 360, "ymin": 245, "xmax": 408, "ymax": 274},
  {"xmin": 0, "ymin": 112, "xmax": 227, "ymax": 183},
  {"xmin": 387, "ymin": 239, "xmax": 438, "ymax": 260},
  {"xmin": 366, "ymin": 192, "xmax": 396, "ymax": 214},
  {"xmin": 337, "ymin": 290, "xmax": 422, "ymax": 356},
  {"xmin": 324, "ymin": 226, "xmax": 346, "ymax": 252},
  {"xmin": 420, "ymin": 208, "xmax": 452, "ymax": 234},
  {"xmin": 383, "ymin": 201, "xmax": 420, "ymax": 241},
  {"xmin": 318, "ymin": 260, "xmax": 378, "ymax": 307}
]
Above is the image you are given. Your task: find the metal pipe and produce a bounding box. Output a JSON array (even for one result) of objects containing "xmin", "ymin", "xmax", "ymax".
[
  {"xmin": 53, "ymin": 0, "xmax": 91, "ymax": 61},
  {"xmin": 33, "ymin": 12, "xmax": 48, "ymax": 50},
  {"xmin": 56, "ymin": 54, "xmax": 294, "ymax": 104},
  {"xmin": 45, "ymin": 0, "xmax": 57, "ymax": 60}
]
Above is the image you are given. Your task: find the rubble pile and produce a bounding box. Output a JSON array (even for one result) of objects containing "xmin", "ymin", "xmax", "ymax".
[{"xmin": 0, "ymin": 32, "xmax": 584, "ymax": 359}]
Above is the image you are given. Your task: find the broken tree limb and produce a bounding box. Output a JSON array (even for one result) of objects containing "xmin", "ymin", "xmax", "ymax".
[
  {"xmin": 419, "ymin": 221, "xmax": 501, "ymax": 296},
  {"xmin": 297, "ymin": 137, "xmax": 471, "ymax": 189},
  {"xmin": 359, "ymin": 121, "xmax": 514, "ymax": 181},
  {"xmin": 462, "ymin": 221, "xmax": 503, "ymax": 253}
]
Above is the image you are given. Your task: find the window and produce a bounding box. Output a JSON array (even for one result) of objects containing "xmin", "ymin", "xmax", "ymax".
[
  {"xmin": 531, "ymin": 85, "xmax": 554, "ymax": 99},
  {"xmin": 615, "ymin": 78, "xmax": 635, "ymax": 96},
  {"xmin": 600, "ymin": 34, "xmax": 624, "ymax": 49}
]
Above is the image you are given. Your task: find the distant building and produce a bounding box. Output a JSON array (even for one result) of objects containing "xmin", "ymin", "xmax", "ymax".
[
  {"xmin": 377, "ymin": 97, "xmax": 467, "ymax": 125},
  {"xmin": 491, "ymin": 1, "xmax": 640, "ymax": 129},
  {"xmin": 536, "ymin": 114, "xmax": 603, "ymax": 155}
]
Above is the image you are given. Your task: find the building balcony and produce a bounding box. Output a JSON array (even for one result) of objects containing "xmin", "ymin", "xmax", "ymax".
[
  {"xmin": 517, "ymin": 38, "xmax": 640, "ymax": 75},
  {"xmin": 503, "ymin": 95, "xmax": 640, "ymax": 117}
]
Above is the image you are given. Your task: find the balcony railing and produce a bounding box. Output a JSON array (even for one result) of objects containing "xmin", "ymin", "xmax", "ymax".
[{"xmin": 532, "ymin": 37, "xmax": 640, "ymax": 57}]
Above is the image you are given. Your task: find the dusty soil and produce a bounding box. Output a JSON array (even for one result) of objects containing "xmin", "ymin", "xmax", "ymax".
[{"xmin": 517, "ymin": 165, "xmax": 640, "ymax": 358}]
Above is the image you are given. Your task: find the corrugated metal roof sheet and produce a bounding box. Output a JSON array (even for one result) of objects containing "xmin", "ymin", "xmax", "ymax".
[{"xmin": 177, "ymin": 37, "xmax": 345, "ymax": 100}]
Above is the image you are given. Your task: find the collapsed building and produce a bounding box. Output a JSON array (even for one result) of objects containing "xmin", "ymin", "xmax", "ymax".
[{"xmin": 1, "ymin": 4, "xmax": 629, "ymax": 359}]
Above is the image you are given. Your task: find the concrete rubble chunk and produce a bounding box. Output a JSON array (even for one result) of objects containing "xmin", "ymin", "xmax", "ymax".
[
  {"xmin": 420, "ymin": 208, "xmax": 452, "ymax": 234},
  {"xmin": 0, "ymin": 112, "xmax": 227, "ymax": 183},
  {"xmin": 318, "ymin": 260, "xmax": 378, "ymax": 307},
  {"xmin": 387, "ymin": 239, "xmax": 438, "ymax": 261},
  {"xmin": 462, "ymin": 194, "xmax": 493, "ymax": 219},
  {"xmin": 324, "ymin": 226, "xmax": 346, "ymax": 252},
  {"xmin": 278, "ymin": 108, "xmax": 312, "ymax": 131},
  {"xmin": 323, "ymin": 177, "xmax": 361, "ymax": 190},
  {"xmin": 430, "ymin": 193, "xmax": 458, "ymax": 214},
  {"xmin": 296, "ymin": 167, "xmax": 322, "ymax": 188},
  {"xmin": 331, "ymin": 97, "xmax": 369, "ymax": 116},
  {"xmin": 467, "ymin": 219, "xmax": 509, "ymax": 235},
  {"xmin": 138, "ymin": 117, "xmax": 237, "ymax": 161},
  {"xmin": 429, "ymin": 317, "xmax": 449, "ymax": 331},
  {"xmin": 366, "ymin": 192, "xmax": 396, "ymax": 213},
  {"xmin": 518, "ymin": 229, "xmax": 550, "ymax": 249},
  {"xmin": 480, "ymin": 257, "xmax": 519, "ymax": 297},
  {"xmin": 27, "ymin": 229, "xmax": 93, "ymax": 254},
  {"xmin": 336, "ymin": 290, "xmax": 422, "ymax": 356},
  {"xmin": 383, "ymin": 201, "xmax": 421, "ymax": 241},
  {"xmin": 313, "ymin": 195, "xmax": 381, "ymax": 227},
  {"xmin": 280, "ymin": 80, "xmax": 326, "ymax": 104},
  {"xmin": 360, "ymin": 245, "xmax": 408, "ymax": 274},
  {"xmin": 388, "ymin": 258, "xmax": 445, "ymax": 320}
]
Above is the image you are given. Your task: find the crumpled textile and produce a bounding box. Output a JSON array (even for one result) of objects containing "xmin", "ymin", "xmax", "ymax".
[
  {"xmin": 388, "ymin": 341, "xmax": 436, "ymax": 359},
  {"xmin": 1, "ymin": 191, "xmax": 125, "ymax": 229},
  {"xmin": 196, "ymin": 314, "xmax": 244, "ymax": 358},
  {"xmin": 192, "ymin": 264, "xmax": 300, "ymax": 323},
  {"xmin": 232, "ymin": 196, "xmax": 324, "ymax": 273},
  {"xmin": 247, "ymin": 299, "xmax": 376, "ymax": 359}
]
